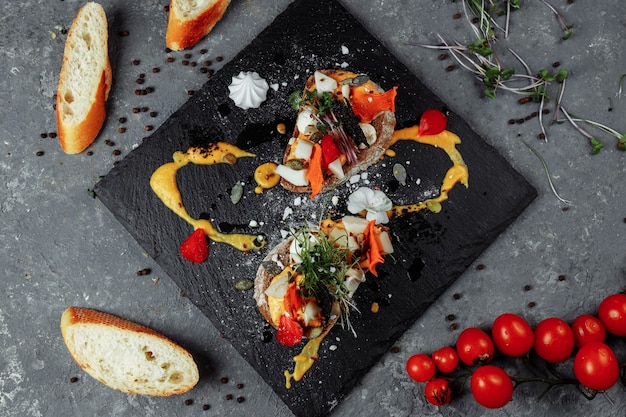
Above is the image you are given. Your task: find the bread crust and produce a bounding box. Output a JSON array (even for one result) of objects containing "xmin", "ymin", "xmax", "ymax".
[
  {"xmin": 253, "ymin": 238, "xmax": 293, "ymax": 328},
  {"xmin": 56, "ymin": 2, "xmax": 111, "ymax": 154},
  {"xmin": 60, "ymin": 307, "xmax": 199, "ymax": 396},
  {"xmin": 166, "ymin": 0, "xmax": 232, "ymax": 51},
  {"xmin": 280, "ymin": 69, "xmax": 396, "ymax": 193}
]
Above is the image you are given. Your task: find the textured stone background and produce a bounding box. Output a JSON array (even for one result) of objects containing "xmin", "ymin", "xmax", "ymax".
[{"xmin": 1, "ymin": 1, "xmax": 625, "ymax": 416}]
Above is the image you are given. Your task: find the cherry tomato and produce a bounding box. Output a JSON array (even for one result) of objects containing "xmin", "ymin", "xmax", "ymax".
[
  {"xmin": 571, "ymin": 314, "xmax": 606, "ymax": 348},
  {"xmin": 456, "ymin": 327, "xmax": 495, "ymax": 366},
  {"xmin": 418, "ymin": 109, "xmax": 447, "ymax": 136},
  {"xmin": 470, "ymin": 365, "xmax": 514, "ymax": 409},
  {"xmin": 406, "ymin": 353, "xmax": 436, "ymax": 383},
  {"xmin": 491, "ymin": 313, "xmax": 534, "ymax": 357},
  {"xmin": 573, "ymin": 341, "xmax": 619, "ymax": 391},
  {"xmin": 533, "ymin": 317, "xmax": 574, "ymax": 363},
  {"xmin": 431, "ymin": 346, "xmax": 459, "ymax": 374},
  {"xmin": 597, "ymin": 293, "xmax": 626, "ymax": 336},
  {"xmin": 424, "ymin": 378, "xmax": 452, "ymax": 406}
]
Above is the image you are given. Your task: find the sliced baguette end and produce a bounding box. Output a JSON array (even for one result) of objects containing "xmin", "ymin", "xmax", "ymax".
[
  {"xmin": 61, "ymin": 307, "xmax": 199, "ymax": 396},
  {"xmin": 166, "ymin": 0, "xmax": 232, "ymax": 51}
]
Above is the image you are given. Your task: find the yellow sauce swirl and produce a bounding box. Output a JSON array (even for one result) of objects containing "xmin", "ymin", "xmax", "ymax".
[
  {"xmin": 150, "ymin": 142, "xmax": 266, "ymax": 252},
  {"xmin": 388, "ymin": 128, "xmax": 469, "ymax": 215}
]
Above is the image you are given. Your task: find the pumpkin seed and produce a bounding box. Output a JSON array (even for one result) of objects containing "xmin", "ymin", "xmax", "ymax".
[
  {"xmin": 261, "ymin": 260, "xmax": 283, "ymax": 276},
  {"xmin": 230, "ymin": 182, "xmax": 243, "ymax": 204},
  {"xmin": 393, "ymin": 163, "xmax": 407, "ymax": 186},
  {"xmin": 234, "ymin": 278, "xmax": 254, "ymax": 291},
  {"xmin": 286, "ymin": 159, "xmax": 304, "ymax": 170}
]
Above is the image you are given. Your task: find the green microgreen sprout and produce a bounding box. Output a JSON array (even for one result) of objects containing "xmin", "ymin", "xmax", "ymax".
[
  {"xmin": 291, "ymin": 222, "xmax": 361, "ymax": 336},
  {"xmin": 520, "ymin": 140, "xmax": 572, "ymax": 205},
  {"xmin": 539, "ymin": 0, "xmax": 574, "ymax": 40}
]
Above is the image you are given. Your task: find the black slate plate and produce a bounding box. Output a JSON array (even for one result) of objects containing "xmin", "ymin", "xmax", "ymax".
[{"xmin": 94, "ymin": 0, "xmax": 537, "ymax": 416}]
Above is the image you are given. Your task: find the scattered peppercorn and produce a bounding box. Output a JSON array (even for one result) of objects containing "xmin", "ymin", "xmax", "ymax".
[
  {"xmin": 184, "ymin": 399, "xmax": 193, "ymax": 406},
  {"xmin": 390, "ymin": 346, "xmax": 401, "ymax": 353},
  {"xmin": 118, "ymin": 117, "xmax": 127, "ymax": 123},
  {"xmin": 112, "ymin": 149, "xmax": 121, "ymax": 156},
  {"xmin": 69, "ymin": 376, "xmax": 79, "ymax": 383},
  {"xmin": 453, "ymin": 12, "xmax": 462, "ymax": 19},
  {"xmin": 236, "ymin": 397, "xmax": 245, "ymax": 403},
  {"xmin": 136, "ymin": 268, "xmax": 151, "ymax": 276},
  {"xmin": 524, "ymin": 285, "xmax": 532, "ymax": 291},
  {"xmin": 40, "ymin": 133, "xmax": 48, "ymax": 138},
  {"xmin": 558, "ymin": 274, "xmax": 566, "ymax": 281},
  {"xmin": 215, "ymin": 56, "xmax": 223, "ymax": 62},
  {"xmin": 118, "ymin": 127, "xmax": 126, "ymax": 133},
  {"xmin": 449, "ymin": 323, "xmax": 458, "ymax": 331},
  {"xmin": 446, "ymin": 65, "xmax": 455, "ymax": 72},
  {"xmin": 200, "ymin": 49, "xmax": 208, "ymax": 54},
  {"xmin": 132, "ymin": 59, "xmax": 140, "ymax": 65},
  {"xmin": 453, "ymin": 293, "xmax": 462, "ymax": 300},
  {"xmin": 144, "ymin": 125, "xmax": 153, "ymax": 131},
  {"xmin": 220, "ymin": 377, "xmax": 228, "ymax": 384},
  {"xmin": 225, "ymin": 394, "xmax": 233, "ymax": 401},
  {"xmin": 36, "ymin": 151, "xmax": 44, "ymax": 157},
  {"xmin": 150, "ymin": 111, "xmax": 158, "ymax": 117},
  {"xmin": 528, "ymin": 301, "xmax": 536, "ymax": 308},
  {"xmin": 132, "ymin": 107, "xmax": 140, "ymax": 113},
  {"xmin": 152, "ymin": 67, "xmax": 160, "ymax": 73},
  {"xmin": 49, "ymin": 132, "xmax": 57, "ymax": 138},
  {"xmin": 475, "ymin": 264, "xmax": 485, "ymax": 270},
  {"xmin": 236, "ymin": 383, "xmax": 244, "ymax": 389},
  {"xmin": 166, "ymin": 57, "xmax": 175, "ymax": 63},
  {"xmin": 202, "ymin": 404, "xmax": 210, "ymax": 411},
  {"xmin": 118, "ymin": 30, "xmax": 129, "ymax": 37}
]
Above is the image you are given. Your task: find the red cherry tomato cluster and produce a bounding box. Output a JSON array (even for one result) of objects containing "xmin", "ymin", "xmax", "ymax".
[{"xmin": 405, "ymin": 292, "xmax": 626, "ymax": 409}]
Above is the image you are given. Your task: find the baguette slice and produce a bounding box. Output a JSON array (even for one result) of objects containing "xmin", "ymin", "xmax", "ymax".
[
  {"xmin": 166, "ymin": 0, "xmax": 232, "ymax": 51},
  {"xmin": 56, "ymin": 2, "xmax": 112, "ymax": 154},
  {"xmin": 60, "ymin": 307, "xmax": 199, "ymax": 396}
]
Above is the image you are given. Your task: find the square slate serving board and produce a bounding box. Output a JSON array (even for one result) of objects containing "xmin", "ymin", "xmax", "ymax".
[{"xmin": 94, "ymin": 0, "xmax": 537, "ymax": 415}]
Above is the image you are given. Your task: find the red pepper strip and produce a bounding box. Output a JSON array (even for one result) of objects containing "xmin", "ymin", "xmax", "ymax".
[
  {"xmin": 320, "ymin": 134, "xmax": 341, "ymax": 170},
  {"xmin": 363, "ymin": 220, "xmax": 385, "ymax": 277},
  {"xmin": 306, "ymin": 143, "xmax": 324, "ymax": 199},
  {"xmin": 350, "ymin": 86, "xmax": 398, "ymax": 123}
]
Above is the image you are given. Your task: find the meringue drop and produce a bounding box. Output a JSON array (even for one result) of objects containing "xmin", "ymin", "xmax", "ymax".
[{"xmin": 228, "ymin": 71, "xmax": 270, "ymax": 110}]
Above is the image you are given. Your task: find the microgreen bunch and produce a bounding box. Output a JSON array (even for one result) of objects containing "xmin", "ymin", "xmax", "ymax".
[
  {"xmin": 292, "ymin": 225, "xmax": 360, "ymax": 334},
  {"xmin": 289, "ymin": 89, "xmax": 359, "ymax": 164},
  {"xmin": 413, "ymin": 0, "xmax": 625, "ymax": 157}
]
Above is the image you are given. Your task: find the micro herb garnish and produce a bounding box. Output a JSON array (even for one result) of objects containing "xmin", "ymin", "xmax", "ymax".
[
  {"xmin": 410, "ymin": 0, "xmax": 626, "ymax": 156},
  {"xmin": 292, "ymin": 224, "xmax": 361, "ymax": 334},
  {"xmin": 289, "ymin": 88, "xmax": 359, "ymax": 164}
]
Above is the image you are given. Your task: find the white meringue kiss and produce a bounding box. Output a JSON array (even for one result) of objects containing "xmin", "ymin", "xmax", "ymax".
[{"xmin": 228, "ymin": 71, "xmax": 269, "ymax": 110}]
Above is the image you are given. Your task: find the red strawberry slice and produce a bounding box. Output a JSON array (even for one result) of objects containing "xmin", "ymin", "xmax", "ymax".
[
  {"xmin": 276, "ymin": 314, "xmax": 303, "ymax": 347},
  {"xmin": 418, "ymin": 109, "xmax": 447, "ymax": 136},
  {"xmin": 180, "ymin": 228, "xmax": 209, "ymax": 263}
]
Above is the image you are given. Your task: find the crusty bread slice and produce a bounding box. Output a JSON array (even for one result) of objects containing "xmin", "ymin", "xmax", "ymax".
[
  {"xmin": 60, "ymin": 307, "xmax": 199, "ymax": 396},
  {"xmin": 254, "ymin": 237, "xmax": 293, "ymax": 328},
  {"xmin": 281, "ymin": 69, "xmax": 396, "ymax": 193},
  {"xmin": 56, "ymin": 2, "xmax": 112, "ymax": 154},
  {"xmin": 166, "ymin": 0, "xmax": 232, "ymax": 51}
]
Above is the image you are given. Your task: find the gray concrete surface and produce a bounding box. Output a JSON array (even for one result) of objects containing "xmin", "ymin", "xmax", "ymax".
[{"xmin": 2, "ymin": 0, "xmax": 625, "ymax": 416}]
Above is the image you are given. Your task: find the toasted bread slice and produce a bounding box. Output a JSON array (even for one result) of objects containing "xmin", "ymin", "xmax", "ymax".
[
  {"xmin": 254, "ymin": 237, "xmax": 293, "ymax": 328},
  {"xmin": 166, "ymin": 0, "xmax": 232, "ymax": 51},
  {"xmin": 56, "ymin": 2, "xmax": 112, "ymax": 154},
  {"xmin": 280, "ymin": 69, "xmax": 396, "ymax": 194},
  {"xmin": 60, "ymin": 307, "xmax": 199, "ymax": 396}
]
